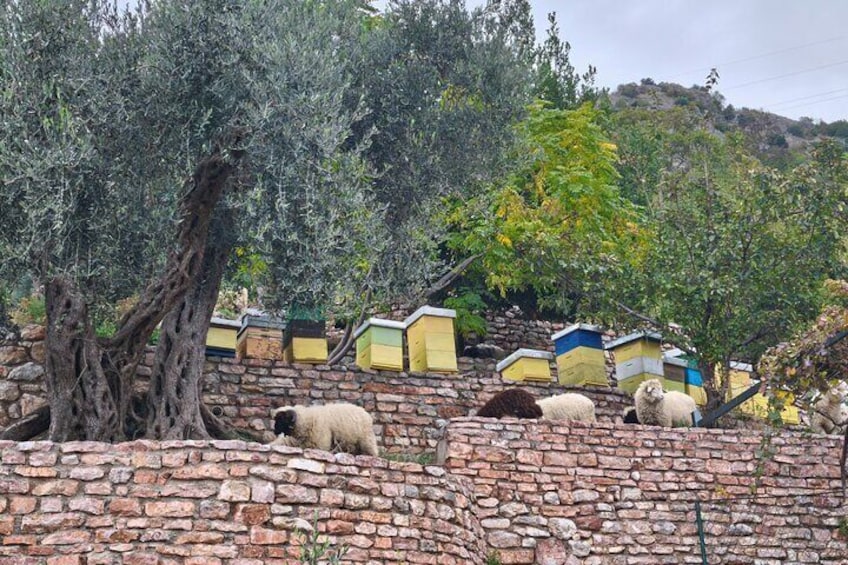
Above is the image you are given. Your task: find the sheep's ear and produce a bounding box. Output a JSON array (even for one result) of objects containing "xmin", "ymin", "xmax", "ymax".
[{"xmin": 274, "ymin": 409, "xmax": 297, "ymax": 436}]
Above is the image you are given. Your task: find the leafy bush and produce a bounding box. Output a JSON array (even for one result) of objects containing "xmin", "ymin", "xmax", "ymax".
[
  {"xmin": 786, "ymin": 124, "xmax": 804, "ymax": 137},
  {"xmin": 443, "ymin": 289, "xmax": 488, "ymax": 340},
  {"xmin": 486, "ymin": 551, "xmax": 503, "ymax": 565},
  {"xmin": 10, "ymin": 294, "xmax": 46, "ymax": 327},
  {"xmin": 617, "ymin": 83, "xmax": 639, "ymax": 97},
  {"xmin": 767, "ymin": 133, "xmax": 788, "ymax": 148}
]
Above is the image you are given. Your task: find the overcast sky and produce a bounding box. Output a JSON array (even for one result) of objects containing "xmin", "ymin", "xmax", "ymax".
[
  {"xmin": 118, "ymin": 0, "xmax": 846, "ymax": 123},
  {"xmin": 516, "ymin": 0, "xmax": 847, "ymax": 123}
]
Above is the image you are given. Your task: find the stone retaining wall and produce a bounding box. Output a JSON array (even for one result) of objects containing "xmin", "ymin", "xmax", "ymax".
[
  {"xmin": 0, "ymin": 325, "xmax": 632, "ymax": 454},
  {"xmin": 0, "ymin": 325, "xmax": 47, "ymax": 428},
  {"xmin": 203, "ymin": 356, "xmax": 632, "ymax": 453},
  {"xmin": 0, "ymin": 439, "xmax": 485, "ymax": 564},
  {"xmin": 1, "ymin": 422, "xmax": 844, "ymax": 565},
  {"xmin": 439, "ymin": 418, "xmax": 848, "ymax": 564}
]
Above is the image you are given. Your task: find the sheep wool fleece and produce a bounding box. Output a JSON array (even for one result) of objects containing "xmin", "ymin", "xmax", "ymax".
[
  {"xmin": 537, "ymin": 393, "xmax": 596, "ymax": 423},
  {"xmin": 272, "ymin": 403, "xmax": 379, "ymax": 456}
]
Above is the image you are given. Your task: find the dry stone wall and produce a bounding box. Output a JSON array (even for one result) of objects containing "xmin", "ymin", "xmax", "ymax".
[
  {"xmin": 0, "ymin": 325, "xmax": 47, "ymax": 427},
  {"xmin": 0, "ymin": 439, "xmax": 485, "ymax": 564},
  {"xmin": 2, "ymin": 322, "xmax": 847, "ymax": 564},
  {"xmin": 439, "ymin": 418, "xmax": 848, "ymax": 565},
  {"xmin": 201, "ymin": 355, "xmax": 631, "ymax": 453}
]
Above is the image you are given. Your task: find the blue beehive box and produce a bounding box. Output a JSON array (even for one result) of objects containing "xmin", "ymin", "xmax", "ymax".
[
  {"xmin": 551, "ymin": 323, "xmax": 607, "ymax": 387},
  {"xmin": 684, "ymin": 366, "xmax": 707, "ymax": 405}
]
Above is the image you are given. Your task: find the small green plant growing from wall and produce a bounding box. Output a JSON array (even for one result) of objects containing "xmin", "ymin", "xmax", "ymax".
[
  {"xmin": 294, "ymin": 514, "xmax": 348, "ymax": 565},
  {"xmin": 837, "ymin": 516, "xmax": 848, "ymax": 540},
  {"xmin": 485, "ymin": 550, "xmax": 503, "ymax": 565},
  {"xmin": 382, "ymin": 451, "xmax": 435, "ymax": 465}
]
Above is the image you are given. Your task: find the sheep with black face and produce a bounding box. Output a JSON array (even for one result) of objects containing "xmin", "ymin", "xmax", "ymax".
[{"xmin": 271, "ymin": 403, "xmax": 379, "ymax": 456}]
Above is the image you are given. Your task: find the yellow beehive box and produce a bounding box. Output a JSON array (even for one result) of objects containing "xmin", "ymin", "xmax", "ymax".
[
  {"xmin": 497, "ymin": 349, "xmax": 554, "ymax": 382},
  {"xmin": 608, "ymin": 331, "xmax": 662, "ymax": 363},
  {"xmin": 606, "ymin": 331, "xmax": 663, "ymax": 393},
  {"xmin": 354, "ymin": 318, "xmax": 405, "ymax": 371},
  {"xmin": 284, "ymin": 319, "xmax": 328, "ymax": 364},
  {"xmin": 236, "ymin": 316, "xmax": 286, "ymax": 361},
  {"xmin": 719, "ymin": 362, "xmax": 800, "ymax": 425},
  {"xmin": 404, "ymin": 306, "xmax": 457, "ymax": 373},
  {"xmin": 206, "ymin": 317, "xmax": 240, "ymax": 358}
]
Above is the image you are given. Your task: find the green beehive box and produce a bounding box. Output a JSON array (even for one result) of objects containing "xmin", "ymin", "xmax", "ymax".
[{"xmin": 354, "ymin": 318, "xmax": 405, "ymax": 371}]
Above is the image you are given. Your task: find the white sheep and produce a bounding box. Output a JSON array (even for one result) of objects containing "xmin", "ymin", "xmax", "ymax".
[
  {"xmin": 634, "ymin": 378, "xmax": 697, "ymax": 428},
  {"xmin": 271, "ymin": 403, "xmax": 379, "ymax": 456},
  {"xmin": 810, "ymin": 382, "xmax": 848, "ymax": 435},
  {"xmin": 536, "ymin": 393, "xmax": 596, "ymax": 423}
]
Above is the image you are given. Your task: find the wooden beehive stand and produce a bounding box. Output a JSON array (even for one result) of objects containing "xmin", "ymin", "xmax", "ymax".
[
  {"xmin": 606, "ymin": 331, "xmax": 663, "ymax": 394},
  {"xmin": 404, "ymin": 306, "xmax": 458, "ymax": 373},
  {"xmin": 551, "ymin": 323, "xmax": 608, "ymax": 387},
  {"xmin": 354, "ymin": 318, "xmax": 405, "ymax": 371},
  {"xmin": 496, "ymin": 348, "xmax": 554, "ymax": 382}
]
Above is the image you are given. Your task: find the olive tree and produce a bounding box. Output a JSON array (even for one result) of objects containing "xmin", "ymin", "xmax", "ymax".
[
  {"xmin": 0, "ymin": 0, "xmax": 537, "ymax": 440},
  {"xmin": 0, "ymin": 0, "xmax": 377, "ymax": 440}
]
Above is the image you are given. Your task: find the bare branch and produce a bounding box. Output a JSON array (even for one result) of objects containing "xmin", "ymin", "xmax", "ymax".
[
  {"xmin": 615, "ymin": 301, "xmax": 696, "ymax": 356},
  {"xmin": 327, "ymin": 288, "xmax": 373, "ymax": 366},
  {"xmin": 423, "ymin": 253, "xmax": 482, "ymax": 298}
]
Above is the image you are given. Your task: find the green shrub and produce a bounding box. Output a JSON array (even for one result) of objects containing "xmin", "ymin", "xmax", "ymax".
[
  {"xmin": 444, "ymin": 288, "xmax": 488, "ymax": 340},
  {"xmin": 10, "ymin": 294, "xmax": 46, "ymax": 327}
]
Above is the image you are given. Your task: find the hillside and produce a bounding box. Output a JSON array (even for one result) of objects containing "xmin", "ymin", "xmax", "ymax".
[{"xmin": 607, "ymin": 79, "xmax": 847, "ymax": 165}]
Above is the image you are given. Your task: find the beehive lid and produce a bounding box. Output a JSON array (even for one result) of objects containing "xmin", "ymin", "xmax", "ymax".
[
  {"xmin": 729, "ymin": 361, "xmax": 753, "ymax": 372},
  {"xmin": 605, "ymin": 330, "xmax": 662, "ymax": 350},
  {"xmin": 404, "ymin": 306, "xmax": 456, "ymax": 327},
  {"xmin": 238, "ymin": 315, "xmax": 286, "ymax": 336},
  {"xmin": 551, "ymin": 323, "xmax": 602, "ymax": 342},
  {"xmin": 496, "ymin": 348, "xmax": 554, "ymax": 373},
  {"xmin": 210, "ymin": 317, "xmax": 241, "ymax": 329},
  {"xmin": 353, "ymin": 317, "xmax": 406, "ymax": 339},
  {"xmin": 663, "ymin": 355, "xmax": 689, "ymax": 368}
]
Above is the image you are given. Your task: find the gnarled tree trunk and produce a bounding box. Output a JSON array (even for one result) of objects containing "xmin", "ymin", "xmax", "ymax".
[
  {"xmin": 146, "ymin": 212, "xmax": 236, "ymax": 439},
  {"xmin": 43, "ymin": 152, "xmax": 238, "ymax": 442},
  {"xmin": 44, "ymin": 277, "xmax": 122, "ymax": 441}
]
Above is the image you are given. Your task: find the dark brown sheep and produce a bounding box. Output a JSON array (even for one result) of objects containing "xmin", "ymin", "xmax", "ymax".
[{"xmin": 476, "ymin": 388, "xmax": 542, "ymax": 419}]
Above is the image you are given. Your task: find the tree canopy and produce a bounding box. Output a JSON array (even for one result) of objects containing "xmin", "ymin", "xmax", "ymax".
[
  {"xmin": 0, "ymin": 0, "xmax": 539, "ymax": 440},
  {"xmin": 605, "ymin": 108, "xmax": 848, "ymax": 406}
]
